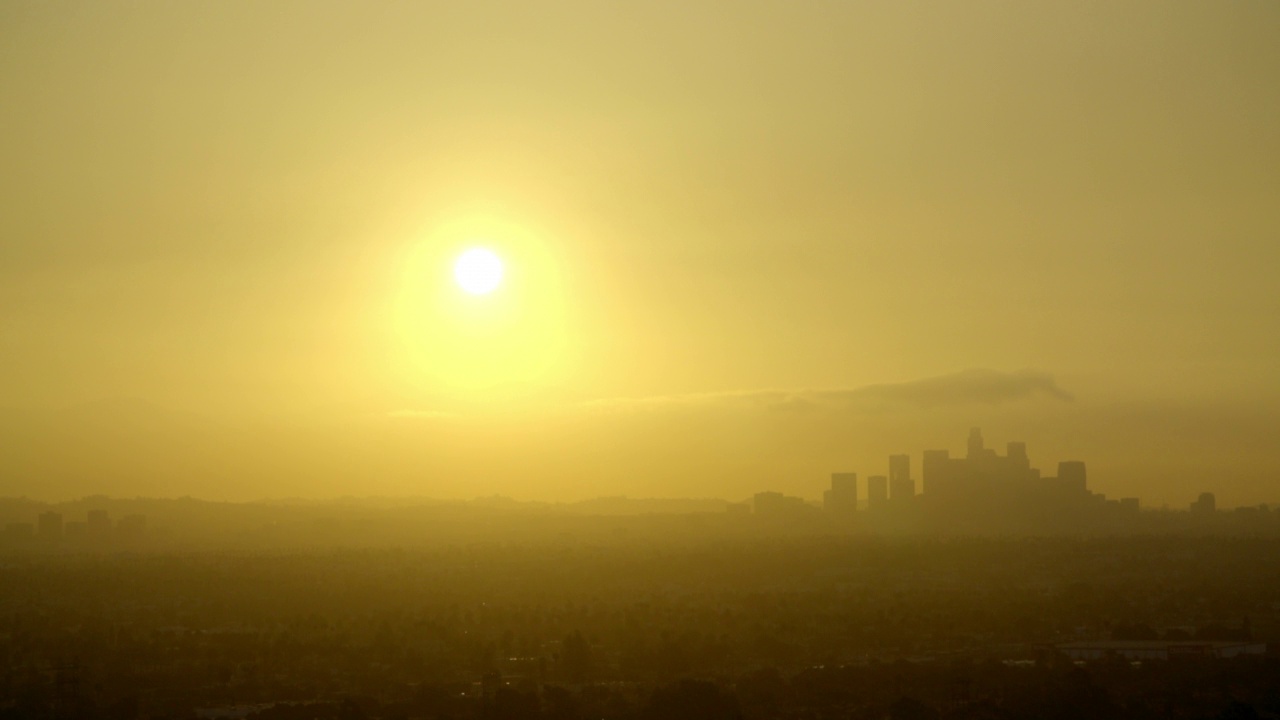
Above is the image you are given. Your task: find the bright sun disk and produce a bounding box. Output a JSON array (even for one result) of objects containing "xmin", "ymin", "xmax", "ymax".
[{"xmin": 454, "ymin": 247, "xmax": 504, "ymax": 295}]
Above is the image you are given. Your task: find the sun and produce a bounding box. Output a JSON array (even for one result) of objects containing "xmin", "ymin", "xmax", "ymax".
[
  {"xmin": 453, "ymin": 247, "xmax": 504, "ymax": 295},
  {"xmin": 392, "ymin": 219, "xmax": 570, "ymax": 394}
]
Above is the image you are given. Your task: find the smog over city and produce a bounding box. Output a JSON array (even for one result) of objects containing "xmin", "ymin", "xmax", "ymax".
[{"xmin": 1, "ymin": 3, "xmax": 1278, "ymax": 719}]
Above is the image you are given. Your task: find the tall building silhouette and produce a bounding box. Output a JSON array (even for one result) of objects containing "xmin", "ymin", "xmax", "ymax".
[
  {"xmin": 831, "ymin": 473, "xmax": 857, "ymax": 496},
  {"xmin": 922, "ymin": 449, "xmax": 950, "ymax": 496},
  {"xmin": 1058, "ymin": 461, "xmax": 1087, "ymax": 493},
  {"xmin": 922, "ymin": 429, "xmax": 1067, "ymax": 498},
  {"xmin": 824, "ymin": 473, "xmax": 858, "ymax": 515},
  {"xmin": 967, "ymin": 427, "xmax": 985, "ymax": 459},
  {"xmin": 917, "ymin": 429, "xmax": 1097, "ymax": 531},
  {"xmin": 867, "ymin": 475, "xmax": 888, "ymax": 508},
  {"xmin": 889, "ymin": 454, "xmax": 913, "ymax": 500}
]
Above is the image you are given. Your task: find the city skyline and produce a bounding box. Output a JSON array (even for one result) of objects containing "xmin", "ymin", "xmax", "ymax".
[
  {"xmin": 2, "ymin": 370, "xmax": 1277, "ymax": 507},
  {"xmin": 768, "ymin": 425, "xmax": 1233, "ymax": 530},
  {"xmin": 0, "ymin": 426, "xmax": 1251, "ymax": 523}
]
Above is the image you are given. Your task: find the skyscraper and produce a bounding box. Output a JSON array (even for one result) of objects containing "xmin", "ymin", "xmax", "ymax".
[
  {"xmin": 889, "ymin": 454, "xmax": 910, "ymax": 484},
  {"xmin": 967, "ymin": 427, "xmax": 985, "ymax": 459},
  {"xmin": 830, "ymin": 472, "xmax": 857, "ymax": 496},
  {"xmin": 825, "ymin": 473, "xmax": 858, "ymax": 515},
  {"xmin": 1058, "ymin": 461, "xmax": 1087, "ymax": 493},
  {"xmin": 889, "ymin": 454, "xmax": 914, "ymax": 501},
  {"xmin": 868, "ymin": 475, "xmax": 888, "ymax": 508},
  {"xmin": 922, "ymin": 449, "xmax": 951, "ymax": 496}
]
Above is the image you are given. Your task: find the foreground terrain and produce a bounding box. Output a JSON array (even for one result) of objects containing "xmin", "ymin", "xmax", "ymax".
[{"xmin": 2, "ymin": 535, "xmax": 1278, "ymax": 719}]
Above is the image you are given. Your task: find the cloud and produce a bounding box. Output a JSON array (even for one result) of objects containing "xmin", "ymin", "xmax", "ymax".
[
  {"xmin": 847, "ymin": 368, "xmax": 1075, "ymax": 408},
  {"xmin": 580, "ymin": 369, "xmax": 1074, "ymax": 414}
]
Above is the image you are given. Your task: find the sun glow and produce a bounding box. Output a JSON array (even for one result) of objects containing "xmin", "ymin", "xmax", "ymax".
[
  {"xmin": 453, "ymin": 248, "xmax": 504, "ymax": 295},
  {"xmin": 392, "ymin": 218, "xmax": 571, "ymax": 395}
]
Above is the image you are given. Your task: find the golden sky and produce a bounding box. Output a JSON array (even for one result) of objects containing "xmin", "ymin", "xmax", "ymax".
[{"xmin": 1, "ymin": 2, "xmax": 1277, "ymax": 505}]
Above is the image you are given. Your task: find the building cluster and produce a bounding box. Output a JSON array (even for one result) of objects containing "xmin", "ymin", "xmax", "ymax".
[
  {"xmin": 1, "ymin": 509, "xmax": 147, "ymax": 545},
  {"xmin": 819, "ymin": 454, "xmax": 915, "ymax": 516},
  {"xmin": 748, "ymin": 428, "xmax": 1214, "ymax": 530}
]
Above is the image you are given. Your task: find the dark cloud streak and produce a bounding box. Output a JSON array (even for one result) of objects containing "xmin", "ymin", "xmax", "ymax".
[{"xmin": 579, "ymin": 368, "xmax": 1074, "ymax": 414}]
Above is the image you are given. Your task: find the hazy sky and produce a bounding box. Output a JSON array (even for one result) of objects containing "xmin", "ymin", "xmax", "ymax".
[{"xmin": 1, "ymin": 2, "xmax": 1277, "ymax": 504}]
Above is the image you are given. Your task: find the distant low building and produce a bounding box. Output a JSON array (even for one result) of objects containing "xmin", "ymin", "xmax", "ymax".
[
  {"xmin": 118, "ymin": 514, "xmax": 147, "ymax": 540},
  {"xmin": 754, "ymin": 491, "xmax": 814, "ymax": 521},
  {"xmin": 2, "ymin": 523, "xmax": 34, "ymax": 543},
  {"xmin": 37, "ymin": 511, "xmax": 63, "ymax": 541},
  {"xmin": 1191, "ymin": 492, "xmax": 1216, "ymax": 514},
  {"xmin": 1056, "ymin": 640, "xmax": 1265, "ymax": 661},
  {"xmin": 87, "ymin": 509, "xmax": 112, "ymax": 536}
]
